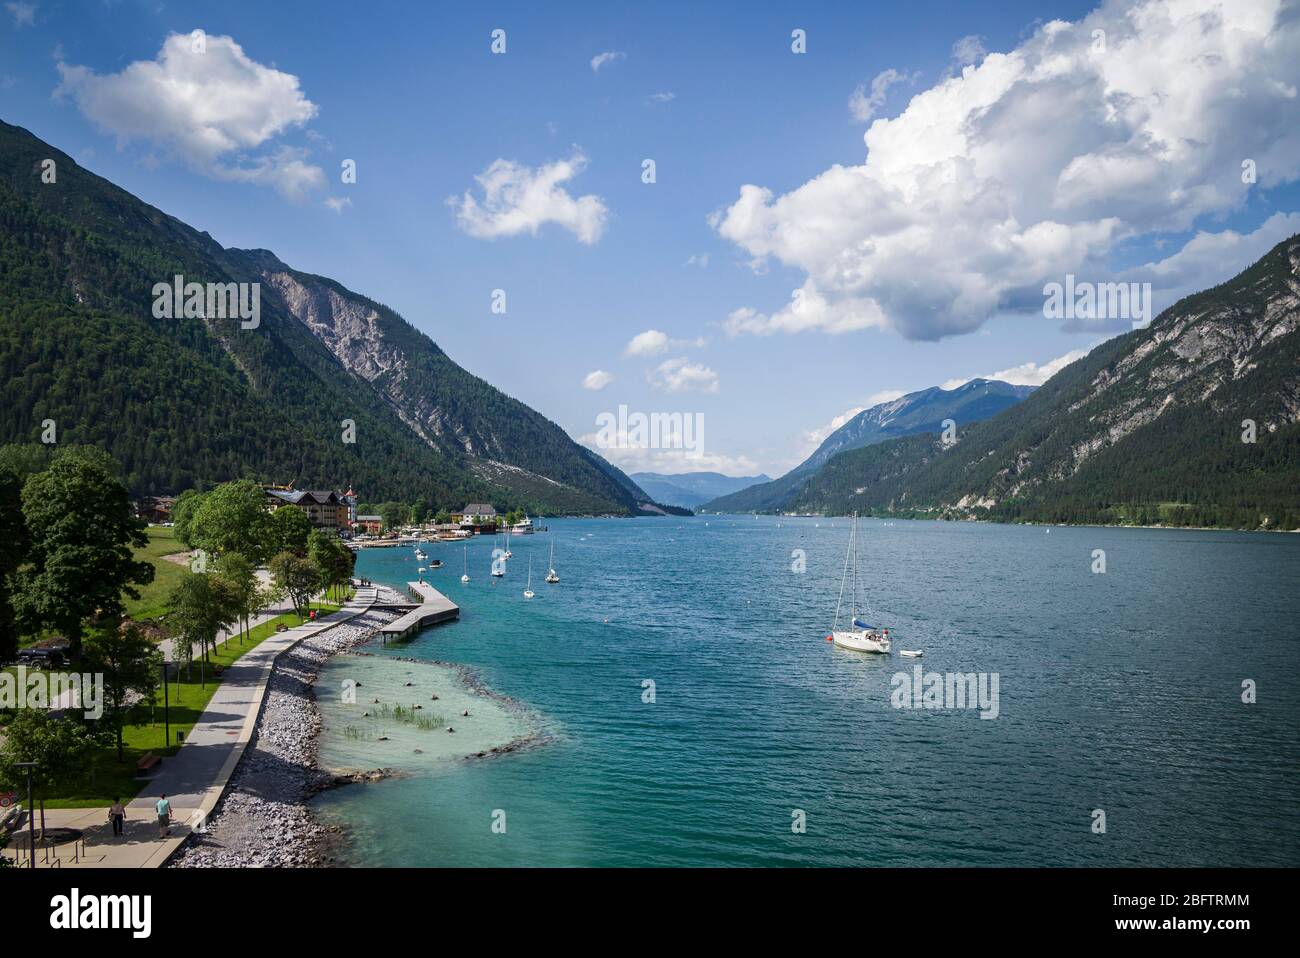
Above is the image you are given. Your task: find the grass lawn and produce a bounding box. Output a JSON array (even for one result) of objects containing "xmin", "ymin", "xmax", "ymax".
[
  {"xmin": 122, "ymin": 525, "xmax": 190, "ymax": 621},
  {"xmin": 35, "ymin": 600, "xmax": 342, "ymax": 809}
]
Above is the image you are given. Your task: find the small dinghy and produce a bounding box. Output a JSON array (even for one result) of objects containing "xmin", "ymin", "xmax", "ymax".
[{"xmin": 900, "ymin": 650, "xmax": 924, "ymax": 658}]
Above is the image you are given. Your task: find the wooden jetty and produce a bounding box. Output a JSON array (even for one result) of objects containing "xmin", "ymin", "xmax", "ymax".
[{"xmin": 378, "ymin": 581, "xmax": 460, "ymax": 641}]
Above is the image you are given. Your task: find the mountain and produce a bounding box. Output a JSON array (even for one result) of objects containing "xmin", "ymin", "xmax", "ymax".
[
  {"xmin": 629, "ymin": 471, "xmax": 772, "ymax": 509},
  {"xmin": 0, "ymin": 120, "xmax": 660, "ymax": 515},
  {"xmin": 703, "ymin": 379, "xmax": 1034, "ymax": 512},
  {"xmin": 788, "ymin": 235, "xmax": 1300, "ymax": 529}
]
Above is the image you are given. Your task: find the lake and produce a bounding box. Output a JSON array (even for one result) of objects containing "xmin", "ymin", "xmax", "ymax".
[{"xmin": 312, "ymin": 516, "xmax": 1300, "ymax": 867}]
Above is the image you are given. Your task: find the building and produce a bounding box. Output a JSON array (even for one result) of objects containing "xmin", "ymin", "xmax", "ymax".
[
  {"xmin": 136, "ymin": 496, "xmax": 175, "ymax": 523},
  {"xmin": 456, "ymin": 503, "xmax": 498, "ymax": 534},
  {"xmin": 264, "ymin": 487, "xmax": 347, "ymax": 530},
  {"xmin": 355, "ymin": 515, "xmax": 384, "ymax": 535},
  {"xmin": 457, "ymin": 503, "xmax": 497, "ymax": 525}
]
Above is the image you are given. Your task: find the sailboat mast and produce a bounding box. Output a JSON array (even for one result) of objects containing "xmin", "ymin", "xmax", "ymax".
[{"xmin": 851, "ymin": 513, "xmax": 858, "ymax": 621}]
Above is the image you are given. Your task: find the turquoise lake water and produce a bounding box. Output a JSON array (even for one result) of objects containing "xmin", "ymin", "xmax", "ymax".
[{"xmin": 311, "ymin": 517, "xmax": 1300, "ymax": 867}]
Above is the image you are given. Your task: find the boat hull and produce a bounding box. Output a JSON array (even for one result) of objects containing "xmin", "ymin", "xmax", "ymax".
[{"xmin": 832, "ymin": 630, "xmax": 890, "ymax": 654}]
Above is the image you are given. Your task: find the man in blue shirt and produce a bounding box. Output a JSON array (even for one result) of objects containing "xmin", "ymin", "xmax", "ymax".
[{"xmin": 155, "ymin": 794, "xmax": 171, "ymax": 838}]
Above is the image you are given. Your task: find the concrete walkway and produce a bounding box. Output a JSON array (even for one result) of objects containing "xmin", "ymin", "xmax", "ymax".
[{"xmin": 2, "ymin": 595, "xmax": 374, "ymax": 869}]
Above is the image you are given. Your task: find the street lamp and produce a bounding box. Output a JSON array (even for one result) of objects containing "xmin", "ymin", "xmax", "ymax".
[
  {"xmin": 13, "ymin": 761, "xmax": 35, "ymax": 869},
  {"xmin": 160, "ymin": 661, "xmax": 170, "ymax": 749}
]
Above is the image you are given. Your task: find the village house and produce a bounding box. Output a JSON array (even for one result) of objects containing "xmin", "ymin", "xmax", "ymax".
[
  {"xmin": 135, "ymin": 495, "xmax": 176, "ymax": 523},
  {"xmin": 264, "ymin": 486, "xmax": 352, "ymax": 531},
  {"xmin": 455, "ymin": 503, "xmax": 498, "ymax": 534}
]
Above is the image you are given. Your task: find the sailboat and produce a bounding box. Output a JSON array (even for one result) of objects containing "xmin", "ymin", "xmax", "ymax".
[
  {"xmin": 523, "ymin": 558, "xmax": 535, "ymax": 599},
  {"xmin": 828, "ymin": 513, "xmax": 891, "ymax": 654},
  {"xmin": 503, "ymin": 529, "xmax": 513, "ymax": 559},
  {"xmin": 545, "ymin": 538, "xmax": 559, "ymax": 584},
  {"xmin": 461, "ymin": 545, "xmax": 470, "ymax": 583},
  {"xmin": 491, "ymin": 537, "xmax": 505, "ymax": 577}
]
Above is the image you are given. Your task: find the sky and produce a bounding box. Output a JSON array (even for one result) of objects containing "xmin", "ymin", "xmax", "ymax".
[{"xmin": 2, "ymin": 0, "xmax": 1298, "ymax": 477}]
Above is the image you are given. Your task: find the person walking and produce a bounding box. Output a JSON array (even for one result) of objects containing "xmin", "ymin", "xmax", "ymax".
[
  {"xmin": 156, "ymin": 794, "xmax": 172, "ymax": 838},
  {"xmin": 108, "ymin": 797, "xmax": 125, "ymax": 837}
]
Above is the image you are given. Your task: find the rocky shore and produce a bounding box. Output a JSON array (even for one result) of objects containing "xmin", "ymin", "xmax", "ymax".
[{"xmin": 170, "ymin": 603, "xmax": 397, "ymax": 868}]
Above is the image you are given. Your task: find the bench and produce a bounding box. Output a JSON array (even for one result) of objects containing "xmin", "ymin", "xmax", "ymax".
[{"xmin": 136, "ymin": 753, "xmax": 161, "ymax": 776}]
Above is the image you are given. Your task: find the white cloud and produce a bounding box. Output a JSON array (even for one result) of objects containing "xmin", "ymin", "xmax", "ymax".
[
  {"xmin": 715, "ymin": 0, "xmax": 1300, "ymax": 342},
  {"xmin": 582, "ymin": 369, "xmax": 614, "ymax": 390},
  {"xmin": 450, "ymin": 151, "xmax": 608, "ymax": 244},
  {"xmin": 623, "ymin": 329, "xmax": 707, "ymax": 357},
  {"xmin": 56, "ymin": 32, "xmax": 322, "ymax": 198},
  {"xmin": 578, "ymin": 433, "xmax": 757, "ymax": 476},
  {"xmin": 685, "ymin": 253, "xmax": 709, "ymax": 267},
  {"xmin": 951, "ymin": 34, "xmax": 986, "ymax": 67},
  {"xmin": 1123, "ymin": 211, "xmax": 1300, "ymax": 304},
  {"xmin": 648, "ymin": 356, "xmax": 720, "ymax": 393},
  {"xmin": 6, "ymin": 2, "xmax": 35, "ymax": 27},
  {"xmin": 324, "ymin": 196, "xmax": 352, "ymax": 213},
  {"xmin": 649, "ymin": 91, "xmax": 675, "ymax": 103},
  {"xmin": 942, "ymin": 348, "xmax": 1090, "ymax": 390},
  {"xmin": 590, "ymin": 51, "xmax": 625, "ymax": 72},
  {"xmin": 793, "ymin": 389, "xmax": 906, "ymax": 465},
  {"xmin": 848, "ymin": 68, "xmax": 913, "ymax": 122}
]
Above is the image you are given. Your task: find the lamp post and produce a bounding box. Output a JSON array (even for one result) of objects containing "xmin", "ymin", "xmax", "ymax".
[
  {"xmin": 161, "ymin": 661, "xmax": 170, "ymax": 749},
  {"xmin": 13, "ymin": 761, "xmax": 35, "ymax": 869}
]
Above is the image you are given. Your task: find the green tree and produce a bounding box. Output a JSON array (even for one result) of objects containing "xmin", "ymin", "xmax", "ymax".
[
  {"xmin": 433, "ymin": 508, "xmax": 451, "ymax": 526},
  {"xmin": 187, "ymin": 480, "xmax": 274, "ymax": 563},
  {"xmin": 83, "ymin": 622, "xmax": 163, "ymax": 762},
  {"xmin": 13, "ymin": 450, "xmax": 153, "ymax": 656},
  {"xmin": 166, "ymin": 573, "xmax": 237, "ymax": 677},
  {"xmin": 0, "ymin": 465, "xmax": 28, "ymax": 662},
  {"xmin": 214, "ymin": 552, "xmax": 259, "ymax": 646},
  {"xmin": 309, "ymin": 530, "xmax": 354, "ymax": 603},
  {"xmin": 268, "ymin": 550, "xmax": 320, "ymax": 618},
  {"xmin": 379, "ymin": 501, "xmax": 408, "ymax": 532},
  {"xmin": 267, "ymin": 505, "xmax": 313, "ymax": 557},
  {"xmin": 170, "ymin": 488, "xmax": 204, "ymax": 545},
  {"xmin": 0, "ymin": 710, "xmax": 108, "ymax": 834}
]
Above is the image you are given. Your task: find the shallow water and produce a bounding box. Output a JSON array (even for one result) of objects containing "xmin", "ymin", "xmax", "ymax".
[{"xmin": 311, "ymin": 517, "xmax": 1300, "ymax": 867}]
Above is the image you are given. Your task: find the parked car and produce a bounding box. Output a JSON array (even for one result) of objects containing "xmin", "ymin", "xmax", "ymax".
[{"xmin": 15, "ymin": 647, "xmax": 66, "ymax": 669}]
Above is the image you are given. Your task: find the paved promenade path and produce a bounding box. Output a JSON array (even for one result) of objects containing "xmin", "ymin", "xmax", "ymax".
[{"xmin": 3, "ymin": 590, "xmax": 377, "ymax": 869}]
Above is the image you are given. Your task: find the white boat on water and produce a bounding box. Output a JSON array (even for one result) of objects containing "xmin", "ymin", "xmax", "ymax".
[
  {"xmin": 545, "ymin": 538, "xmax": 559, "ymax": 584},
  {"xmin": 523, "ymin": 558, "xmax": 535, "ymax": 599},
  {"xmin": 461, "ymin": 545, "xmax": 470, "ymax": 583},
  {"xmin": 511, "ymin": 516, "xmax": 535, "ymax": 535},
  {"xmin": 503, "ymin": 530, "xmax": 513, "ymax": 559},
  {"xmin": 828, "ymin": 513, "xmax": 891, "ymax": 654}
]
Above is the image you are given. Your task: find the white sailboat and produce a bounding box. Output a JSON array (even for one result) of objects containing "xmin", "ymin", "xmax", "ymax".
[
  {"xmin": 523, "ymin": 558, "xmax": 535, "ymax": 599},
  {"xmin": 545, "ymin": 538, "xmax": 559, "ymax": 584},
  {"xmin": 461, "ymin": 545, "xmax": 470, "ymax": 583},
  {"xmin": 503, "ymin": 529, "xmax": 513, "ymax": 559},
  {"xmin": 491, "ymin": 536, "xmax": 505, "ymax": 577},
  {"xmin": 828, "ymin": 513, "xmax": 891, "ymax": 654}
]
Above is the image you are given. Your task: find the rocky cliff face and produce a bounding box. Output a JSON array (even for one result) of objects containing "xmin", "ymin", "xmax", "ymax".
[
  {"xmin": 788, "ymin": 234, "xmax": 1300, "ymax": 528},
  {"xmin": 252, "ymin": 255, "xmax": 652, "ymax": 511}
]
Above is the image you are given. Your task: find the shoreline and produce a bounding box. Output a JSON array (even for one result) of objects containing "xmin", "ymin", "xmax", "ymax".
[
  {"xmin": 169, "ymin": 599, "xmax": 400, "ymax": 868},
  {"xmin": 170, "ymin": 585, "xmax": 545, "ymax": 868},
  {"xmin": 700, "ymin": 512, "xmax": 1299, "ymax": 533}
]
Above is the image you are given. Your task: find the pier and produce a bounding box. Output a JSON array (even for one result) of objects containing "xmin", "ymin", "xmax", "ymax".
[{"xmin": 378, "ymin": 581, "xmax": 460, "ymax": 641}]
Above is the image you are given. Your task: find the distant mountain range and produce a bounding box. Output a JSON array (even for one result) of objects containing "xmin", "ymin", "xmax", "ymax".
[
  {"xmin": 704, "ymin": 379, "xmax": 1034, "ymax": 512},
  {"xmin": 716, "ymin": 235, "xmax": 1300, "ymax": 530},
  {"xmin": 630, "ymin": 471, "xmax": 772, "ymax": 509},
  {"xmin": 0, "ymin": 120, "xmax": 669, "ymax": 516}
]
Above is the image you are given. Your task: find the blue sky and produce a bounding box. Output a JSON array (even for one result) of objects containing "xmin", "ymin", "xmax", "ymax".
[{"xmin": 3, "ymin": 0, "xmax": 1298, "ymax": 476}]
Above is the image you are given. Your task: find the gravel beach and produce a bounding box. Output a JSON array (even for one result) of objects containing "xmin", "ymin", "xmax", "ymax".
[{"xmin": 170, "ymin": 600, "xmax": 398, "ymax": 868}]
